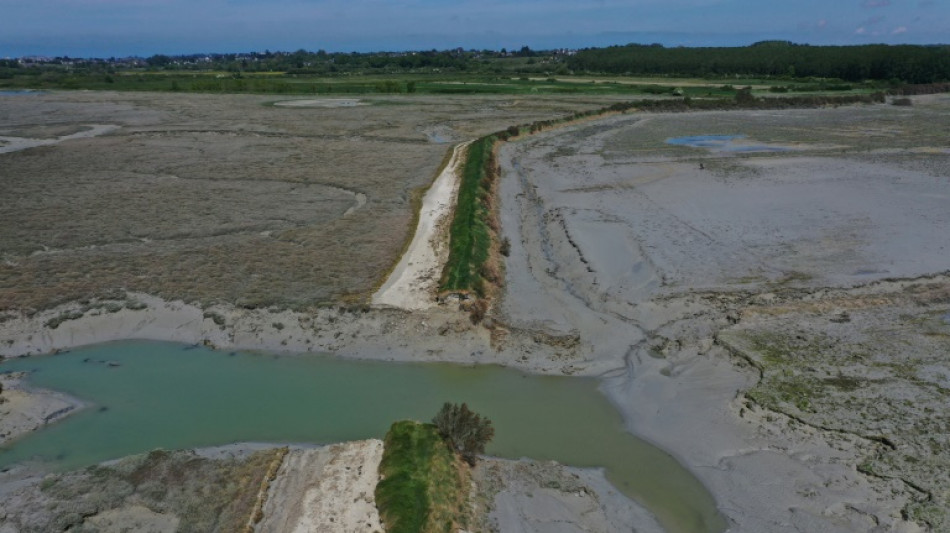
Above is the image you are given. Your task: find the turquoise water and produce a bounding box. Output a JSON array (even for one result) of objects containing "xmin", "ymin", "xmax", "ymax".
[
  {"xmin": 0, "ymin": 341, "xmax": 725, "ymax": 533},
  {"xmin": 667, "ymin": 134, "xmax": 795, "ymax": 152}
]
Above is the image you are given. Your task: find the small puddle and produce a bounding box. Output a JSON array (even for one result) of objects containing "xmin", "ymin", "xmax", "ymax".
[
  {"xmin": 0, "ymin": 90, "xmax": 46, "ymax": 96},
  {"xmin": 273, "ymin": 98, "xmax": 363, "ymax": 108},
  {"xmin": 427, "ymin": 132, "xmax": 451, "ymax": 143},
  {"xmin": 667, "ymin": 134, "xmax": 796, "ymax": 153},
  {"xmin": 0, "ymin": 340, "xmax": 725, "ymax": 533}
]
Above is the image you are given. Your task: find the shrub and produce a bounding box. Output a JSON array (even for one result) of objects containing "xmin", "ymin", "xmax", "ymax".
[
  {"xmin": 735, "ymin": 86, "xmax": 755, "ymax": 104},
  {"xmin": 499, "ymin": 237, "xmax": 511, "ymax": 257},
  {"xmin": 468, "ymin": 298, "xmax": 489, "ymax": 325},
  {"xmin": 432, "ymin": 402, "xmax": 494, "ymax": 465}
]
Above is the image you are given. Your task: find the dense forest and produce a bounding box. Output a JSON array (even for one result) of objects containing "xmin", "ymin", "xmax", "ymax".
[{"xmin": 567, "ymin": 42, "xmax": 950, "ymax": 84}]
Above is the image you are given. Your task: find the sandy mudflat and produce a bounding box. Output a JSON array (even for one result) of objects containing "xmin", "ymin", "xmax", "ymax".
[
  {"xmin": 0, "ymin": 372, "xmax": 83, "ymax": 446},
  {"xmin": 474, "ymin": 459, "xmax": 665, "ymax": 533},
  {"xmin": 496, "ymin": 98, "xmax": 950, "ymax": 531}
]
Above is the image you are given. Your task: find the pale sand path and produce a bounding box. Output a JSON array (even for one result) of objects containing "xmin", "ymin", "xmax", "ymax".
[
  {"xmin": 372, "ymin": 141, "xmax": 472, "ymax": 310},
  {"xmin": 256, "ymin": 441, "xmax": 384, "ymax": 533}
]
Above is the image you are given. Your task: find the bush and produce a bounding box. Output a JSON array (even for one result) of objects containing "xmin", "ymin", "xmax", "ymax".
[
  {"xmin": 468, "ymin": 298, "xmax": 489, "ymax": 325},
  {"xmin": 499, "ymin": 237, "xmax": 511, "ymax": 257},
  {"xmin": 432, "ymin": 402, "xmax": 494, "ymax": 465},
  {"xmin": 735, "ymin": 86, "xmax": 755, "ymax": 104}
]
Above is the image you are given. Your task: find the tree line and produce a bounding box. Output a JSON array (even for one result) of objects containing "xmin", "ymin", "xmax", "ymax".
[
  {"xmin": 567, "ymin": 42, "xmax": 950, "ymax": 84},
  {"xmin": 5, "ymin": 42, "xmax": 949, "ymax": 84}
]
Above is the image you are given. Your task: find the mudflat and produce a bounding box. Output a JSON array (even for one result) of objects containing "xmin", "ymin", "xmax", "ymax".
[{"xmin": 498, "ymin": 93, "xmax": 950, "ymax": 530}]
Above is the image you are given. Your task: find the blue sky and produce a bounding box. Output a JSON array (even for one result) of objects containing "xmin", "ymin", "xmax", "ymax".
[{"xmin": 1, "ymin": 0, "xmax": 947, "ymax": 58}]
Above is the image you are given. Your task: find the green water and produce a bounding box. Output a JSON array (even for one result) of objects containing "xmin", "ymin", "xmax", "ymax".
[{"xmin": 0, "ymin": 341, "xmax": 725, "ymax": 533}]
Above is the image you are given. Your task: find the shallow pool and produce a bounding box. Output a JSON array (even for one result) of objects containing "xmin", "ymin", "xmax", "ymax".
[
  {"xmin": 0, "ymin": 340, "xmax": 724, "ymax": 533},
  {"xmin": 667, "ymin": 134, "xmax": 796, "ymax": 152},
  {"xmin": 0, "ymin": 90, "xmax": 46, "ymax": 96}
]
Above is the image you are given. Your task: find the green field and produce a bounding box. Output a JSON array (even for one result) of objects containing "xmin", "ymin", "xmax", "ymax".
[{"xmin": 0, "ymin": 69, "xmax": 895, "ymax": 98}]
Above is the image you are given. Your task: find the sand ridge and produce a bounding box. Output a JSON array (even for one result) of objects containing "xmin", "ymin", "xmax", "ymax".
[
  {"xmin": 256, "ymin": 441, "xmax": 384, "ymax": 533},
  {"xmin": 372, "ymin": 140, "xmax": 472, "ymax": 310}
]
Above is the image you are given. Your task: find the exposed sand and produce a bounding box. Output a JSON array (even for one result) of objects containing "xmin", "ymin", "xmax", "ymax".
[
  {"xmin": 0, "ymin": 372, "xmax": 83, "ymax": 446},
  {"xmin": 256, "ymin": 441, "xmax": 384, "ymax": 533},
  {"xmin": 373, "ymin": 141, "xmax": 471, "ymax": 310}
]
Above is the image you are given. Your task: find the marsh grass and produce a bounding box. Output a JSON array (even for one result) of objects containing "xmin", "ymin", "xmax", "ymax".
[
  {"xmin": 439, "ymin": 137, "xmax": 494, "ymax": 293},
  {"xmin": 375, "ymin": 421, "xmax": 468, "ymax": 533}
]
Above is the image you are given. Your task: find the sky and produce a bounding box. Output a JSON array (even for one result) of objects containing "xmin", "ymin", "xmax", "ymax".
[{"xmin": 1, "ymin": 0, "xmax": 947, "ymax": 58}]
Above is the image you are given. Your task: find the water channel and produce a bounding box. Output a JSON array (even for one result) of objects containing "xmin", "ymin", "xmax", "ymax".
[{"xmin": 0, "ymin": 340, "xmax": 725, "ymax": 533}]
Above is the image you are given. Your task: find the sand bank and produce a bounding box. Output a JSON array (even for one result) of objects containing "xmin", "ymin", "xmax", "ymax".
[
  {"xmin": 257, "ymin": 440, "xmax": 383, "ymax": 533},
  {"xmin": 373, "ymin": 141, "xmax": 471, "ymax": 310},
  {"xmin": 0, "ymin": 372, "xmax": 83, "ymax": 446}
]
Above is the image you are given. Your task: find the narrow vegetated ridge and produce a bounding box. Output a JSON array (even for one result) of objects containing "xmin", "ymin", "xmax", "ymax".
[{"xmin": 374, "ymin": 420, "xmax": 471, "ymax": 533}]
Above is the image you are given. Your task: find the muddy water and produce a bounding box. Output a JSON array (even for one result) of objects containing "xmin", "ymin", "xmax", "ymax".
[{"xmin": 0, "ymin": 340, "xmax": 725, "ymax": 533}]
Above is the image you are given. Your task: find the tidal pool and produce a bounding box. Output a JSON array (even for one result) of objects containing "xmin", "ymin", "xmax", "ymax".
[
  {"xmin": 0, "ymin": 341, "xmax": 725, "ymax": 533},
  {"xmin": 667, "ymin": 134, "xmax": 795, "ymax": 152}
]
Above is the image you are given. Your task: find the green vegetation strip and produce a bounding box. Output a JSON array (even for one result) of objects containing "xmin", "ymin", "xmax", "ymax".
[
  {"xmin": 440, "ymin": 136, "xmax": 495, "ymax": 294},
  {"xmin": 375, "ymin": 421, "xmax": 466, "ymax": 533}
]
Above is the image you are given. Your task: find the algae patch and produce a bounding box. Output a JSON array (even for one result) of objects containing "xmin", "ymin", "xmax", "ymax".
[{"xmin": 720, "ymin": 295, "xmax": 950, "ymax": 530}]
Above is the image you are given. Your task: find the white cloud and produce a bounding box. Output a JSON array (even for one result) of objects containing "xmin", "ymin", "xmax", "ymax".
[
  {"xmin": 855, "ymin": 27, "xmax": 867, "ymax": 34},
  {"xmin": 892, "ymin": 26, "xmax": 908, "ymax": 34}
]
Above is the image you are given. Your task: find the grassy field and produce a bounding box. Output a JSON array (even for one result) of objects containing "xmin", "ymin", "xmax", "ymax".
[
  {"xmin": 0, "ymin": 70, "xmax": 890, "ymax": 99},
  {"xmin": 375, "ymin": 421, "xmax": 468, "ymax": 533},
  {"xmin": 0, "ymin": 90, "xmax": 628, "ymax": 313}
]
